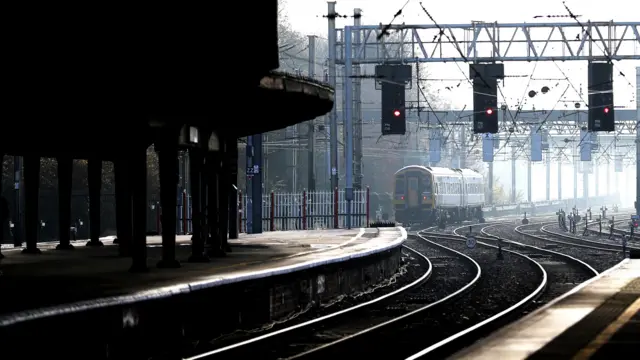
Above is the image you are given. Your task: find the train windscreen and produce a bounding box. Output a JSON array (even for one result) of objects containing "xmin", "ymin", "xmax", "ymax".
[{"xmin": 395, "ymin": 177, "xmax": 405, "ymax": 195}]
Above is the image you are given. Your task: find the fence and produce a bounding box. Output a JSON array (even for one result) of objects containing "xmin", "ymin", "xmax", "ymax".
[{"xmin": 176, "ymin": 188, "xmax": 371, "ymax": 234}]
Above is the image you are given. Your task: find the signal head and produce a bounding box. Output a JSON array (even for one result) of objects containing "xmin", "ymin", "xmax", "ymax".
[
  {"xmin": 393, "ymin": 109, "xmax": 401, "ymax": 117},
  {"xmin": 603, "ymin": 107, "xmax": 610, "ymax": 114},
  {"xmin": 485, "ymin": 108, "xmax": 494, "ymax": 115}
]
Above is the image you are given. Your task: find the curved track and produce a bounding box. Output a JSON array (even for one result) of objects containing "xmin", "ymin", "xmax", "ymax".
[
  {"xmin": 407, "ymin": 221, "xmax": 600, "ymax": 359},
  {"xmin": 185, "ymin": 240, "xmax": 474, "ymax": 360},
  {"xmin": 284, "ymin": 231, "xmax": 546, "ymax": 360}
]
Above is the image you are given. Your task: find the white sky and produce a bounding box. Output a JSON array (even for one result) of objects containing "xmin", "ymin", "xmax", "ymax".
[
  {"xmin": 283, "ymin": 0, "xmax": 639, "ymax": 110},
  {"xmin": 282, "ymin": 0, "xmax": 639, "ymax": 202}
]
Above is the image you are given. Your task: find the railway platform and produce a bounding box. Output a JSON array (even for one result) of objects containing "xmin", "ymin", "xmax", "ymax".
[
  {"xmin": 450, "ymin": 254, "xmax": 640, "ymax": 359},
  {"xmin": 0, "ymin": 226, "xmax": 406, "ymax": 359}
]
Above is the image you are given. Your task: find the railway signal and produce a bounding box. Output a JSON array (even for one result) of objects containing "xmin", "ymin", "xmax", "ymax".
[
  {"xmin": 471, "ymin": 64, "xmax": 503, "ymax": 134},
  {"xmin": 587, "ymin": 62, "xmax": 615, "ymax": 132}
]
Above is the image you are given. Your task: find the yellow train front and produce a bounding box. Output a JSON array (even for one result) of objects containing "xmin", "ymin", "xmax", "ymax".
[{"xmin": 393, "ymin": 165, "xmax": 485, "ymax": 226}]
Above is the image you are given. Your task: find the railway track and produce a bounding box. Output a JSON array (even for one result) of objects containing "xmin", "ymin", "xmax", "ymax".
[
  {"xmin": 283, "ymin": 231, "xmax": 545, "ymax": 360},
  {"xmin": 405, "ymin": 223, "xmax": 600, "ymax": 359},
  {"xmin": 184, "ymin": 238, "xmax": 477, "ymax": 360}
]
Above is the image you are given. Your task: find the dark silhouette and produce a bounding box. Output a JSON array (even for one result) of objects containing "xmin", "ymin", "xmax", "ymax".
[{"xmin": 0, "ymin": 195, "xmax": 9, "ymax": 258}]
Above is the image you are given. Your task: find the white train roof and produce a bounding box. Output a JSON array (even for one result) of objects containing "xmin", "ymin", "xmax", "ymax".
[{"xmin": 395, "ymin": 165, "xmax": 484, "ymax": 179}]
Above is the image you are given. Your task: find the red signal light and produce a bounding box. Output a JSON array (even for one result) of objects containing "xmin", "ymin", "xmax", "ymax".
[
  {"xmin": 485, "ymin": 108, "xmax": 494, "ymax": 115},
  {"xmin": 604, "ymin": 107, "xmax": 610, "ymax": 114},
  {"xmin": 393, "ymin": 109, "xmax": 401, "ymax": 117}
]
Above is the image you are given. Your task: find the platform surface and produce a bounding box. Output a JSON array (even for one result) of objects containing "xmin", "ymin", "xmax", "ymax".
[
  {"xmin": 0, "ymin": 227, "xmax": 405, "ymax": 325},
  {"xmin": 450, "ymin": 259, "xmax": 640, "ymax": 360}
]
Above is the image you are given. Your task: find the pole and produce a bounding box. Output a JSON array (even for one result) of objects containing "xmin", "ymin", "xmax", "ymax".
[
  {"xmin": 636, "ymin": 65, "xmax": 640, "ymax": 216},
  {"xmin": 252, "ymin": 134, "xmax": 263, "ymax": 234},
  {"xmin": 546, "ymin": 153, "xmax": 551, "ymax": 201},
  {"xmin": 488, "ymin": 161, "xmax": 494, "ymax": 205},
  {"xmin": 527, "ymin": 159, "xmax": 532, "ymax": 203},
  {"xmin": 13, "ymin": 156, "xmax": 21, "ymax": 246},
  {"xmin": 353, "ymin": 8, "xmax": 363, "ymax": 190},
  {"xmin": 308, "ymin": 35, "xmax": 317, "ymax": 192},
  {"xmin": 344, "ymin": 26, "xmax": 354, "ymax": 229},
  {"xmin": 327, "ymin": 1, "xmax": 339, "ymax": 191},
  {"xmin": 511, "ymin": 146, "xmax": 516, "ymax": 203},
  {"xmin": 558, "ymin": 154, "xmax": 562, "ymax": 200},
  {"xmin": 245, "ymin": 135, "xmax": 253, "ymax": 233},
  {"xmin": 573, "ymin": 143, "xmax": 578, "ymax": 201},
  {"xmin": 595, "ymin": 159, "xmax": 599, "ymax": 196},
  {"xmin": 459, "ymin": 126, "xmax": 467, "ymax": 168}
]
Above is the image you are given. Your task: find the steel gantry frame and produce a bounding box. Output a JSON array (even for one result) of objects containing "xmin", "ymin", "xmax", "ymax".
[
  {"xmin": 334, "ymin": 22, "xmax": 640, "ymax": 64},
  {"xmin": 326, "ymin": 1, "xmax": 639, "ymax": 215}
]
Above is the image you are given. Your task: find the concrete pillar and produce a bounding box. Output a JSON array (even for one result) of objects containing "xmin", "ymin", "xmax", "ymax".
[
  {"xmin": 188, "ymin": 150, "xmax": 209, "ymax": 262},
  {"xmin": 86, "ymin": 159, "xmax": 104, "ymax": 247},
  {"xmin": 228, "ymin": 137, "xmax": 239, "ymax": 240},
  {"xmin": 156, "ymin": 140, "xmax": 181, "ymax": 268},
  {"xmin": 206, "ymin": 150, "xmax": 224, "ymax": 257},
  {"xmin": 56, "ymin": 157, "xmax": 74, "ymax": 250},
  {"xmin": 220, "ymin": 136, "xmax": 232, "ymax": 252},
  {"xmin": 129, "ymin": 149, "xmax": 148, "ymax": 272},
  {"xmin": 114, "ymin": 157, "xmax": 132, "ymax": 256},
  {"xmin": 21, "ymin": 155, "xmax": 41, "ymax": 254}
]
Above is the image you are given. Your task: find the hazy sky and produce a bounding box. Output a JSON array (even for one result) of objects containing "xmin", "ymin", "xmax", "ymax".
[
  {"xmin": 283, "ymin": 0, "xmax": 639, "ymax": 109},
  {"xmin": 281, "ymin": 0, "xmax": 639, "ymax": 202}
]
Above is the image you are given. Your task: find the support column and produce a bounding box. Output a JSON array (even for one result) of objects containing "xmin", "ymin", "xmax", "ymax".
[
  {"xmin": 56, "ymin": 157, "xmax": 74, "ymax": 250},
  {"xmin": 327, "ymin": 1, "xmax": 339, "ymax": 191},
  {"xmin": 251, "ymin": 134, "xmax": 263, "ymax": 234},
  {"xmin": 129, "ymin": 149, "xmax": 148, "ymax": 272},
  {"xmin": 218, "ymin": 137, "xmax": 231, "ymax": 254},
  {"xmin": 228, "ymin": 137, "xmax": 239, "ymax": 240},
  {"xmin": 21, "ymin": 155, "xmax": 41, "ymax": 254},
  {"xmin": 511, "ymin": 147, "xmax": 516, "ymax": 203},
  {"xmin": 12, "ymin": 156, "xmax": 22, "ymax": 247},
  {"xmin": 487, "ymin": 162, "xmax": 493, "ymax": 205},
  {"xmin": 157, "ymin": 140, "xmax": 181, "ymax": 268},
  {"xmin": 583, "ymin": 164, "xmax": 589, "ymax": 206},
  {"xmin": 206, "ymin": 149, "xmax": 224, "ymax": 257},
  {"xmin": 0, "ymin": 152, "xmax": 4, "ymax": 259},
  {"xmin": 352, "ymin": 9, "xmax": 363, "ymax": 190},
  {"xmin": 557, "ymin": 155, "xmax": 562, "ymax": 200},
  {"xmin": 545, "ymin": 155, "xmax": 551, "ymax": 201},
  {"xmin": 573, "ymin": 145, "xmax": 578, "ymax": 201},
  {"xmin": 606, "ymin": 160, "xmax": 611, "ymax": 195},
  {"xmin": 344, "ymin": 25, "xmax": 354, "ymax": 229},
  {"xmin": 86, "ymin": 159, "xmax": 104, "ymax": 247},
  {"xmin": 595, "ymin": 160, "xmax": 600, "ymax": 196},
  {"xmin": 114, "ymin": 156, "xmax": 132, "ymax": 256},
  {"xmin": 188, "ymin": 150, "xmax": 208, "ymax": 262},
  {"xmin": 308, "ymin": 36, "xmax": 317, "ymax": 192},
  {"xmin": 527, "ymin": 160, "xmax": 532, "ymax": 203}
]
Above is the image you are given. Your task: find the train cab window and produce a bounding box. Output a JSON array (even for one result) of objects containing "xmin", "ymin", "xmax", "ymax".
[{"xmin": 395, "ymin": 178, "xmax": 405, "ymax": 193}]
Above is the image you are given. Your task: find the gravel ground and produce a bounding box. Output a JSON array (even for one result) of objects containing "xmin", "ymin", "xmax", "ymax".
[
  {"xmin": 479, "ymin": 225, "xmax": 597, "ymax": 310},
  {"xmin": 488, "ymin": 223, "xmax": 626, "ymax": 273},
  {"xmin": 546, "ymin": 222, "xmax": 640, "ymax": 249},
  {"xmin": 189, "ymin": 245, "xmax": 428, "ymax": 356},
  {"xmin": 286, "ymin": 236, "xmax": 543, "ymax": 360},
  {"xmin": 205, "ymin": 236, "xmax": 477, "ymax": 360}
]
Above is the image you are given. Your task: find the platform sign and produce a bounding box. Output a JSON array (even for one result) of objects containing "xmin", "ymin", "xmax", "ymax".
[
  {"xmin": 530, "ymin": 131, "xmax": 543, "ymax": 162},
  {"xmin": 466, "ymin": 236, "xmax": 477, "ymax": 249},
  {"xmin": 614, "ymin": 155, "xmax": 623, "ymax": 172},
  {"xmin": 429, "ymin": 129, "xmax": 442, "ymax": 163},
  {"xmin": 482, "ymin": 134, "xmax": 494, "ymax": 162},
  {"xmin": 579, "ymin": 129, "xmax": 592, "ymax": 161}
]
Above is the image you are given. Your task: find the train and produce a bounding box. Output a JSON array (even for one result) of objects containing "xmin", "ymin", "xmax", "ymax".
[{"xmin": 393, "ymin": 165, "xmax": 485, "ymax": 226}]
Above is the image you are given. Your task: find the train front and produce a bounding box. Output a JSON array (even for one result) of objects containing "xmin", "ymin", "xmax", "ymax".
[{"xmin": 393, "ymin": 166, "xmax": 435, "ymax": 226}]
